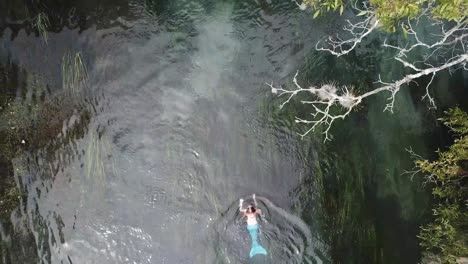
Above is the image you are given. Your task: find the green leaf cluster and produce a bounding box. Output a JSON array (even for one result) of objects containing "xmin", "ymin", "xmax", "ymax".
[
  {"xmin": 416, "ymin": 108, "xmax": 468, "ymax": 263},
  {"xmin": 304, "ymin": 0, "xmax": 467, "ymax": 31},
  {"xmin": 431, "ymin": 0, "xmax": 468, "ymax": 22},
  {"xmin": 304, "ymin": 0, "xmax": 345, "ymax": 18},
  {"xmin": 371, "ymin": 0, "xmax": 467, "ymax": 28},
  {"xmin": 370, "ymin": 0, "xmax": 425, "ymax": 31}
]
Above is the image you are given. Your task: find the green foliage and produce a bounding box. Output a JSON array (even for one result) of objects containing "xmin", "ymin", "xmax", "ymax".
[
  {"xmin": 441, "ymin": 107, "xmax": 468, "ymax": 134},
  {"xmin": 371, "ymin": 0, "xmax": 424, "ymax": 31},
  {"xmin": 416, "ymin": 108, "xmax": 468, "ymax": 263},
  {"xmin": 304, "ymin": 0, "xmax": 345, "ymax": 16},
  {"xmin": 305, "ymin": 0, "xmax": 467, "ymax": 31},
  {"xmin": 431, "ymin": 0, "xmax": 468, "ymax": 22}
]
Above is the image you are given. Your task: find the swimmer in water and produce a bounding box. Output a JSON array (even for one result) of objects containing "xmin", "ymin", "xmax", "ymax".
[{"xmin": 239, "ymin": 194, "xmax": 268, "ymax": 258}]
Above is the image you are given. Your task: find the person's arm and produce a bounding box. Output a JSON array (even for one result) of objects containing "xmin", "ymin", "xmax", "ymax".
[
  {"xmin": 252, "ymin": 194, "xmax": 263, "ymax": 217},
  {"xmin": 239, "ymin": 198, "xmax": 246, "ymax": 213}
]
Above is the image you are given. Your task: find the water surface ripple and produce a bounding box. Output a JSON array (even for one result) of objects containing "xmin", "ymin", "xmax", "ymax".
[{"xmin": 2, "ymin": 1, "xmax": 325, "ymax": 263}]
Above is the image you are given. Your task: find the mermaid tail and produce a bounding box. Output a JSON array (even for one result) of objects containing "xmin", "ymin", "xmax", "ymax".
[
  {"xmin": 247, "ymin": 224, "xmax": 267, "ymax": 258},
  {"xmin": 250, "ymin": 241, "xmax": 267, "ymax": 258}
]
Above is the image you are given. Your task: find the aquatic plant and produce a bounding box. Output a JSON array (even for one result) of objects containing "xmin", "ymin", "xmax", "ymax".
[
  {"xmin": 414, "ymin": 108, "xmax": 468, "ymax": 263},
  {"xmin": 85, "ymin": 130, "xmax": 117, "ymax": 194},
  {"xmin": 141, "ymin": 0, "xmax": 159, "ymax": 17},
  {"xmin": 86, "ymin": 131, "xmax": 103, "ymax": 179},
  {"xmin": 61, "ymin": 52, "xmax": 88, "ymax": 94},
  {"xmin": 34, "ymin": 13, "xmax": 50, "ymax": 44}
]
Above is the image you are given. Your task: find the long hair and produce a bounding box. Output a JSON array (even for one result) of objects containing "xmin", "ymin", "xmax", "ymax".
[{"xmin": 247, "ymin": 204, "xmax": 256, "ymax": 213}]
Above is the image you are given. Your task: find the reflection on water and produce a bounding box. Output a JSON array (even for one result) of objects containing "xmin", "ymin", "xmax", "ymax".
[{"xmin": 0, "ymin": 0, "xmax": 466, "ymax": 263}]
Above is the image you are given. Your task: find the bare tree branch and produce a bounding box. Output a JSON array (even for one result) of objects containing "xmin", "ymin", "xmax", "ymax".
[
  {"xmin": 267, "ymin": 72, "xmax": 361, "ymax": 141},
  {"xmin": 268, "ymin": 54, "xmax": 468, "ymax": 141},
  {"xmin": 316, "ymin": 16, "xmax": 379, "ymax": 57},
  {"xmin": 402, "ymin": 147, "xmax": 426, "ymax": 182},
  {"xmin": 269, "ymin": 4, "xmax": 468, "ymax": 141},
  {"xmin": 315, "ymin": 2, "xmax": 380, "ymax": 57}
]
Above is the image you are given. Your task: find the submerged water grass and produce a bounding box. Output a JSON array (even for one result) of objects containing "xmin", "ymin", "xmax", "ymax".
[
  {"xmin": 141, "ymin": 0, "xmax": 158, "ymax": 18},
  {"xmin": 34, "ymin": 13, "xmax": 50, "ymax": 44},
  {"xmin": 85, "ymin": 130, "xmax": 117, "ymax": 195},
  {"xmin": 62, "ymin": 52, "xmax": 88, "ymax": 94}
]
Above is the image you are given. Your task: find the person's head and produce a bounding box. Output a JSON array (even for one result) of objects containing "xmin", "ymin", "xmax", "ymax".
[{"xmin": 247, "ymin": 204, "xmax": 256, "ymax": 213}]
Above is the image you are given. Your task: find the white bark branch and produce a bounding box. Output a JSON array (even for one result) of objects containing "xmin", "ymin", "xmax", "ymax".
[
  {"xmin": 268, "ymin": 54, "xmax": 467, "ymax": 141},
  {"xmin": 270, "ymin": 5, "xmax": 467, "ymax": 141},
  {"xmin": 316, "ymin": 16, "xmax": 379, "ymax": 57}
]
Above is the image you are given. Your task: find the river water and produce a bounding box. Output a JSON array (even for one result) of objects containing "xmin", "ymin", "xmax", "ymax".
[{"xmin": 0, "ymin": 1, "xmax": 466, "ymax": 264}]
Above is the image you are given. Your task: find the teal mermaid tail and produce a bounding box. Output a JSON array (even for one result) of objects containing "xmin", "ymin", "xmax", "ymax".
[
  {"xmin": 250, "ymin": 241, "xmax": 267, "ymax": 258},
  {"xmin": 247, "ymin": 224, "xmax": 267, "ymax": 258}
]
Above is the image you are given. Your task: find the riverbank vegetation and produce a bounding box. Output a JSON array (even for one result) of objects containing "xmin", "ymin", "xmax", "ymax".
[{"xmin": 415, "ymin": 108, "xmax": 468, "ymax": 263}]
